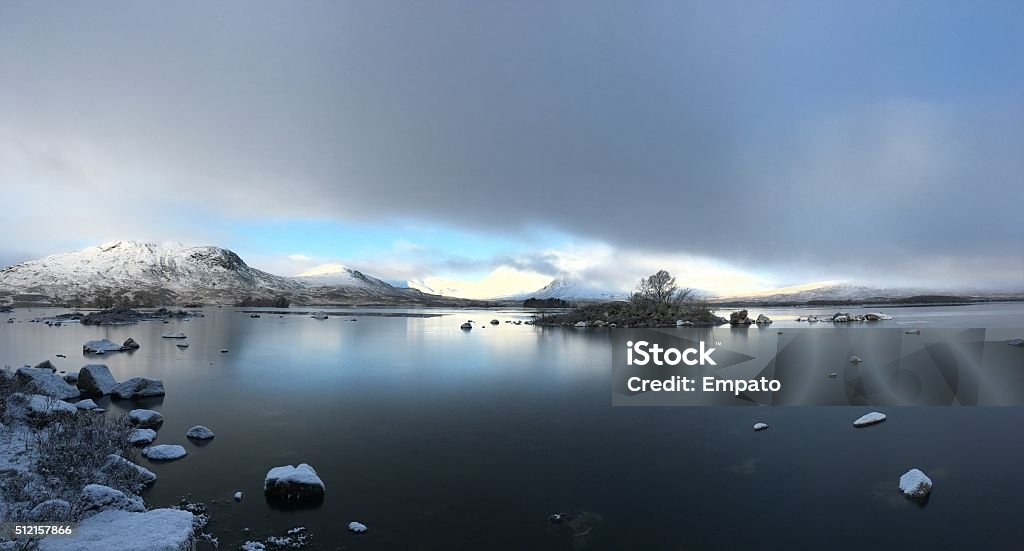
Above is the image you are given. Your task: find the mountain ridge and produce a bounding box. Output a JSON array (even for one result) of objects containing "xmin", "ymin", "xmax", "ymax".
[{"xmin": 0, "ymin": 241, "xmax": 485, "ymax": 307}]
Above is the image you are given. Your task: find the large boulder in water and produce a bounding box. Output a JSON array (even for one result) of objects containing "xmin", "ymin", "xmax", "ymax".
[
  {"xmin": 15, "ymin": 367, "xmax": 80, "ymax": 400},
  {"xmin": 729, "ymin": 310, "xmax": 753, "ymax": 326},
  {"xmin": 78, "ymin": 364, "xmax": 118, "ymax": 396},
  {"xmin": 111, "ymin": 377, "xmax": 165, "ymax": 399},
  {"xmin": 264, "ymin": 463, "xmax": 325, "ymax": 501},
  {"xmin": 83, "ymin": 339, "xmax": 127, "ymax": 354},
  {"xmin": 122, "ymin": 338, "xmax": 141, "ymax": 350},
  {"xmin": 755, "ymin": 314, "xmax": 772, "ymax": 324}
]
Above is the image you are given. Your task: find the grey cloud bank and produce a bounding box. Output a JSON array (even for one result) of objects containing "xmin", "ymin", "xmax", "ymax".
[{"xmin": 1, "ymin": 1, "xmax": 1021, "ymax": 289}]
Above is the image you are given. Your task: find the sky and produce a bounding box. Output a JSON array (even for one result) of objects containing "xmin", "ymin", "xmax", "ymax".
[{"xmin": 1, "ymin": 1, "xmax": 1022, "ymax": 297}]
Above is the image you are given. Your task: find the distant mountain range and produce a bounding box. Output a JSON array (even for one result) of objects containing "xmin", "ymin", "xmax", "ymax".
[
  {"xmin": 0, "ymin": 241, "xmax": 482, "ymax": 307},
  {"xmin": 1, "ymin": 242, "xmax": 1018, "ymax": 308}
]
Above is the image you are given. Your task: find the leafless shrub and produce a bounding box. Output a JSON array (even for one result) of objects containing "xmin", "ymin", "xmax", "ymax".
[{"xmin": 31, "ymin": 411, "xmax": 137, "ymax": 499}]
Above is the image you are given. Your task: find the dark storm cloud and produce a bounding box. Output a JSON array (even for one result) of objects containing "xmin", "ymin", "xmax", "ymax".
[{"xmin": 1, "ymin": 1, "xmax": 1022, "ymax": 288}]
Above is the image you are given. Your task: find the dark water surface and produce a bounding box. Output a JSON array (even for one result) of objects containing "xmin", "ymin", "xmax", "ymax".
[{"xmin": 2, "ymin": 304, "xmax": 1024, "ymax": 550}]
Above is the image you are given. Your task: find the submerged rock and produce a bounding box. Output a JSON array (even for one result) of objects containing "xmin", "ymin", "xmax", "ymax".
[
  {"xmin": 76, "ymin": 398, "xmax": 99, "ymax": 410},
  {"xmin": 142, "ymin": 444, "xmax": 188, "ymax": 461},
  {"xmin": 129, "ymin": 428, "xmax": 158, "ymax": 446},
  {"xmin": 1006, "ymin": 338, "xmax": 1023, "ymax": 347},
  {"xmin": 264, "ymin": 463, "xmax": 325, "ymax": 500},
  {"xmin": 128, "ymin": 409, "xmax": 164, "ymax": 427},
  {"xmin": 348, "ymin": 521, "xmax": 368, "ymax": 533},
  {"xmin": 853, "ymin": 412, "xmax": 887, "ymax": 427},
  {"xmin": 111, "ymin": 377, "xmax": 165, "ymax": 399},
  {"xmin": 185, "ymin": 425, "xmax": 215, "ymax": 440},
  {"xmin": 161, "ymin": 331, "xmax": 187, "ymax": 339},
  {"xmin": 311, "ymin": 311, "xmax": 329, "ymax": 320},
  {"xmin": 78, "ymin": 364, "xmax": 118, "ymax": 396},
  {"xmin": 753, "ymin": 422, "xmax": 769, "ymax": 431},
  {"xmin": 905, "ymin": 330, "xmax": 921, "ymax": 335},
  {"xmin": 899, "ymin": 468, "xmax": 933, "ymax": 499}
]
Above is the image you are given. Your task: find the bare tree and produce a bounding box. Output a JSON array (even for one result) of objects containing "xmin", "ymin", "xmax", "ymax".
[{"xmin": 631, "ymin": 270, "xmax": 692, "ymax": 304}]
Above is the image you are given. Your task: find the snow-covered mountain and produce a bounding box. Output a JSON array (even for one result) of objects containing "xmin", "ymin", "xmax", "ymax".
[
  {"xmin": 517, "ymin": 274, "xmax": 624, "ymax": 301},
  {"xmin": 407, "ymin": 266, "xmax": 553, "ymax": 300},
  {"xmin": 294, "ymin": 263, "xmax": 392, "ymax": 288},
  {"xmin": 0, "ymin": 241, "xmax": 477, "ymax": 307}
]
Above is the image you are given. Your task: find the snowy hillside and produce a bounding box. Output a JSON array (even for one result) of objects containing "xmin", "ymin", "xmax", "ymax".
[
  {"xmin": 0, "ymin": 241, "xmax": 477, "ymax": 307},
  {"xmin": 517, "ymin": 274, "xmax": 624, "ymax": 301},
  {"xmin": 294, "ymin": 263, "xmax": 393, "ymax": 289}
]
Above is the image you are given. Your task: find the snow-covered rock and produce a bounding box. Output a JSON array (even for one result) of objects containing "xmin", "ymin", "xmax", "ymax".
[
  {"xmin": 128, "ymin": 409, "xmax": 163, "ymax": 427},
  {"xmin": 38, "ymin": 508, "xmax": 195, "ymax": 551},
  {"xmin": 241, "ymin": 542, "xmax": 266, "ymax": 551},
  {"xmin": 755, "ymin": 314, "xmax": 772, "ymax": 324},
  {"xmin": 78, "ymin": 484, "xmax": 145, "ymax": 515},
  {"xmin": 905, "ymin": 329, "xmax": 921, "ymax": 335},
  {"xmin": 111, "ymin": 377, "xmax": 165, "ymax": 399},
  {"xmin": 234, "ymin": 491, "xmax": 243, "ymax": 501},
  {"xmin": 833, "ymin": 315, "xmax": 849, "ymax": 322},
  {"xmin": 864, "ymin": 312, "xmax": 894, "ymax": 321},
  {"xmin": 348, "ymin": 521, "xmax": 368, "ymax": 533},
  {"xmin": 264, "ymin": 463, "xmax": 325, "ymax": 500},
  {"xmin": 142, "ymin": 444, "xmax": 188, "ymax": 461},
  {"xmin": 676, "ymin": 320, "xmax": 693, "ymax": 326},
  {"xmin": 573, "ymin": 321, "xmax": 588, "ymax": 328},
  {"xmin": 77, "ymin": 364, "xmax": 118, "ymax": 396},
  {"xmin": 849, "ymin": 355, "xmax": 863, "ymax": 364},
  {"xmin": 311, "ymin": 311, "xmax": 329, "ymax": 320},
  {"xmin": 62, "ymin": 372, "xmax": 79, "ymax": 384},
  {"xmin": 899, "ymin": 468, "xmax": 933, "ymax": 498},
  {"xmin": 753, "ymin": 422, "xmax": 769, "ymax": 431},
  {"xmin": 7, "ymin": 393, "xmax": 78, "ymax": 420},
  {"xmin": 1006, "ymin": 338, "xmax": 1023, "ymax": 347},
  {"xmin": 76, "ymin": 398, "xmax": 99, "ymax": 410},
  {"xmin": 129, "ymin": 428, "xmax": 158, "ymax": 446},
  {"xmin": 99, "ymin": 454, "xmax": 157, "ymax": 487},
  {"xmin": 28, "ymin": 499, "xmax": 72, "ymax": 522},
  {"xmin": 853, "ymin": 412, "xmax": 887, "ymax": 427},
  {"xmin": 15, "ymin": 367, "xmax": 80, "ymax": 400},
  {"xmin": 185, "ymin": 425, "xmax": 214, "ymax": 440},
  {"xmin": 161, "ymin": 331, "xmax": 187, "ymax": 339},
  {"xmin": 83, "ymin": 339, "xmax": 127, "ymax": 354}
]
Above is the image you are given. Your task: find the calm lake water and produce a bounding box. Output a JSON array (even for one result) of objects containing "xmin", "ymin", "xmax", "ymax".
[{"xmin": 2, "ymin": 303, "xmax": 1024, "ymax": 550}]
